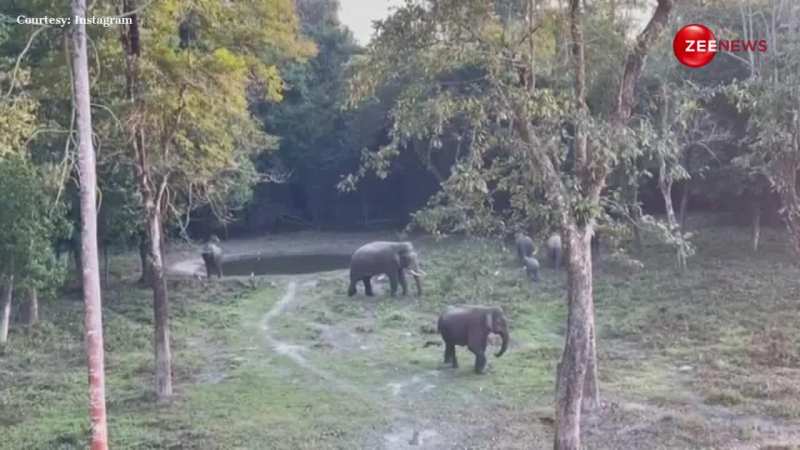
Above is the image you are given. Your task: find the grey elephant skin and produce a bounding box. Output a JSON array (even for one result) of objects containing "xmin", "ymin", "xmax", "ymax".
[
  {"xmin": 437, "ymin": 305, "xmax": 509, "ymax": 374},
  {"xmin": 514, "ymin": 233, "xmax": 535, "ymax": 263},
  {"xmin": 348, "ymin": 241, "xmax": 425, "ymax": 297},
  {"xmin": 201, "ymin": 236, "xmax": 223, "ymax": 278},
  {"xmin": 523, "ymin": 255, "xmax": 540, "ymax": 282},
  {"xmin": 546, "ymin": 234, "xmax": 562, "ymax": 269}
]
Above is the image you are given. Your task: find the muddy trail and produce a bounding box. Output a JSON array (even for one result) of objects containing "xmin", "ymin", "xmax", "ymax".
[{"xmin": 260, "ymin": 276, "xmax": 484, "ymax": 449}]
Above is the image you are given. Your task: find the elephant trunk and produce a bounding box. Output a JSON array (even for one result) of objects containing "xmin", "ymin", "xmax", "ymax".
[
  {"xmin": 413, "ymin": 274, "xmax": 422, "ymax": 296},
  {"xmin": 495, "ymin": 329, "xmax": 509, "ymax": 357}
]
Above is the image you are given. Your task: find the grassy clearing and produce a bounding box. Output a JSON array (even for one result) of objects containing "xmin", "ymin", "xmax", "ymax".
[{"xmin": 2, "ymin": 219, "xmax": 800, "ymax": 449}]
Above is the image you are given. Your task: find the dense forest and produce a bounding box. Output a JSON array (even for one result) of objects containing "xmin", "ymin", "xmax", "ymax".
[{"xmin": 2, "ymin": 0, "xmax": 800, "ymax": 449}]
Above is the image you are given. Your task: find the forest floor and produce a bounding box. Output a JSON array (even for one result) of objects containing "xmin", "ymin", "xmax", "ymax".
[{"xmin": 2, "ymin": 217, "xmax": 800, "ymax": 449}]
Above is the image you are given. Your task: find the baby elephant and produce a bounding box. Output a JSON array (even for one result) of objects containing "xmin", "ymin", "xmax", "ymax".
[
  {"xmin": 546, "ymin": 233, "xmax": 562, "ymax": 269},
  {"xmin": 514, "ymin": 232, "xmax": 535, "ymax": 264},
  {"xmin": 437, "ymin": 305, "xmax": 509, "ymax": 374},
  {"xmin": 201, "ymin": 235, "xmax": 224, "ymax": 278},
  {"xmin": 523, "ymin": 255, "xmax": 540, "ymax": 282}
]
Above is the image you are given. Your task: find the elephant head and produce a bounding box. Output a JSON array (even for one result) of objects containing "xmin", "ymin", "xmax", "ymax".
[
  {"xmin": 398, "ymin": 248, "xmax": 425, "ymax": 296},
  {"xmin": 485, "ymin": 307, "xmax": 509, "ymax": 357}
]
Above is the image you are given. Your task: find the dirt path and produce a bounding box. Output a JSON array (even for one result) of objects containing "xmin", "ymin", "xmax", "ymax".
[
  {"xmin": 260, "ymin": 280, "xmax": 368, "ymax": 398},
  {"xmin": 260, "ymin": 277, "xmax": 477, "ymax": 449}
]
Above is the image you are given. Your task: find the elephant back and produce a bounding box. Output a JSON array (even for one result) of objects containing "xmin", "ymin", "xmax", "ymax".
[
  {"xmin": 202, "ymin": 242, "xmax": 222, "ymax": 257},
  {"xmin": 350, "ymin": 241, "xmax": 413, "ymax": 278}
]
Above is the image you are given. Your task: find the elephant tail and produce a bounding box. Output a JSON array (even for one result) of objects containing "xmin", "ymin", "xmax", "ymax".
[{"xmin": 422, "ymin": 340, "xmax": 442, "ymax": 348}]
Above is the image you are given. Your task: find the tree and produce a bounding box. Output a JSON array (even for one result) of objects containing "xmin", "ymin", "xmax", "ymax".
[
  {"xmin": 728, "ymin": 0, "xmax": 800, "ymax": 257},
  {"xmin": 0, "ymin": 91, "xmax": 65, "ymax": 343},
  {"xmin": 108, "ymin": 0, "xmax": 315, "ymax": 401},
  {"xmin": 342, "ymin": 1, "xmax": 674, "ymax": 448},
  {"xmin": 70, "ymin": 0, "xmax": 108, "ymax": 447},
  {"xmin": 252, "ymin": 0, "xmax": 361, "ymax": 228}
]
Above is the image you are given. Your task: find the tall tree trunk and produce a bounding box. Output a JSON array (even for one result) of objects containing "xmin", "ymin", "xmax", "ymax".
[
  {"xmin": 554, "ymin": 1, "xmax": 674, "ymax": 448},
  {"xmin": 752, "ymin": 200, "xmax": 761, "ymax": 252},
  {"xmin": 554, "ymin": 225, "xmax": 594, "ymax": 450},
  {"xmin": 70, "ymin": 0, "xmax": 109, "ymax": 447},
  {"xmin": 658, "ymin": 157, "xmax": 686, "ymax": 271},
  {"xmin": 120, "ymin": 1, "xmax": 173, "ymax": 401},
  {"xmin": 679, "ymin": 181, "xmax": 689, "ymax": 229},
  {"xmin": 0, "ymin": 276, "xmax": 13, "ymax": 344},
  {"xmin": 147, "ymin": 206, "xmax": 173, "ymax": 400},
  {"xmin": 138, "ymin": 231, "xmax": 152, "ymax": 284},
  {"xmin": 23, "ymin": 287, "xmax": 39, "ymax": 326}
]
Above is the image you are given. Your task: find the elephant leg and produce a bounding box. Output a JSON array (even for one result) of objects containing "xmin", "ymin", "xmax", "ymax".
[
  {"xmin": 471, "ymin": 350, "xmax": 487, "ymax": 374},
  {"xmin": 444, "ymin": 344, "xmax": 458, "ymax": 368},
  {"xmin": 363, "ymin": 277, "xmax": 374, "ymax": 296},
  {"xmin": 468, "ymin": 333, "xmax": 488, "ymax": 374},
  {"xmin": 348, "ymin": 280, "xmax": 357, "ymax": 297},
  {"xmin": 388, "ymin": 273, "xmax": 398, "ymax": 297},
  {"xmin": 216, "ymin": 261, "xmax": 223, "ymax": 278},
  {"xmin": 444, "ymin": 344, "xmax": 458, "ymax": 369},
  {"xmin": 398, "ymin": 269, "xmax": 408, "ymax": 296}
]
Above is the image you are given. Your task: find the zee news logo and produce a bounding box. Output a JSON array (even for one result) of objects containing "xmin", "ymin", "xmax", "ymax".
[{"xmin": 673, "ymin": 24, "xmax": 768, "ymax": 68}]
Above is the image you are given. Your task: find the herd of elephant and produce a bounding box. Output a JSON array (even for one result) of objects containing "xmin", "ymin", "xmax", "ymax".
[
  {"xmin": 198, "ymin": 235, "xmax": 574, "ymax": 374},
  {"xmin": 346, "ymin": 240, "xmax": 511, "ymax": 374}
]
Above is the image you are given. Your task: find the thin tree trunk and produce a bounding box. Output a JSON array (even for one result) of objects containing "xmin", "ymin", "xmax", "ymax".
[
  {"xmin": 659, "ymin": 159, "xmax": 686, "ymax": 271},
  {"xmin": 0, "ymin": 276, "xmax": 13, "ymax": 344},
  {"xmin": 23, "ymin": 287, "xmax": 39, "ymax": 326},
  {"xmin": 138, "ymin": 231, "xmax": 152, "ymax": 284},
  {"xmin": 70, "ymin": 0, "xmax": 109, "ymax": 446},
  {"xmin": 120, "ymin": 0, "xmax": 173, "ymax": 401},
  {"xmin": 554, "ymin": 225, "xmax": 594, "ymax": 450},
  {"xmin": 752, "ymin": 201, "xmax": 761, "ymax": 252},
  {"xmin": 679, "ymin": 182, "xmax": 689, "ymax": 229},
  {"xmin": 148, "ymin": 208, "xmax": 173, "ymax": 400}
]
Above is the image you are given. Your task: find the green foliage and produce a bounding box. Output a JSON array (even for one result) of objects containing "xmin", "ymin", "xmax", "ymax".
[
  {"xmin": 253, "ymin": 0, "xmax": 362, "ymax": 225},
  {"xmin": 341, "ymin": 0, "xmax": 641, "ymax": 239},
  {"xmin": 0, "ymin": 155, "xmax": 66, "ymax": 292}
]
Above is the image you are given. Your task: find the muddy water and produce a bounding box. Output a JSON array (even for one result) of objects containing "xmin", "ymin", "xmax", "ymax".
[{"xmin": 223, "ymin": 253, "xmax": 351, "ymax": 276}]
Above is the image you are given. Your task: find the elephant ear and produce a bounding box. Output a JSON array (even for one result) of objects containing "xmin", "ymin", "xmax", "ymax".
[{"xmin": 485, "ymin": 312, "xmax": 493, "ymax": 331}]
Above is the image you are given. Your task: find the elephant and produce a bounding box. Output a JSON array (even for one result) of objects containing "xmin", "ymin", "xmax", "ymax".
[
  {"xmin": 347, "ymin": 241, "xmax": 425, "ymax": 297},
  {"xmin": 522, "ymin": 255, "xmax": 540, "ymax": 282},
  {"xmin": 437, "ymin": 305, "xmax": 509, "ymax": 374},
  {"xmin": 514, "ymin": 232, "xmax": 535, "ymax": 264},
  {"xmin": 546, "ymin": 233, "xmax": 562, "ymax": 269},
  {"xmin": 201, "ymin": 235, "xmax": 223, "ymax": 278}
]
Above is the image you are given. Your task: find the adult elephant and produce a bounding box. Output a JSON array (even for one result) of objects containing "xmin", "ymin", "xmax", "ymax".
[
  {"xmin": 437, "ymin": 305, "xmax": 510, "ymax": 374},
  {"xmin": 348, "ymin": 241, "xmax": 425, "ymax": 297},
  {"xmin": 201, "ymin": 235, "xmax": 223, "ymax": 278}
]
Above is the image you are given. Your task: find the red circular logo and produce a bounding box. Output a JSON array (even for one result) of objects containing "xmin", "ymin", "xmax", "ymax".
[{"xmin": 673, "ymin": 24, "xmax": 717, "ymax": 68}]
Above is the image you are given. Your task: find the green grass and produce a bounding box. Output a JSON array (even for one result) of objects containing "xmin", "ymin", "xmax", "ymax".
[{"xmin": 2, "ymin": 219, "xmax": 800, "ymax": 449}]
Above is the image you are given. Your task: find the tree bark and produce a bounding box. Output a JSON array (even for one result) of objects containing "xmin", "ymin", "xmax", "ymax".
[
  {"xmin": 138, "ymin": 231, "xmax": 152, "ymax": 284},
  {"xmin": 679, "ymin": 182, "xmax": 689, "ymax": 229},
  {"xmin": 23, "ymin": 287, "xmax": 39, "ymax": 326},
  {"xmin": 148, "ymin": 207, "xmax": 173, "ymax": 400},
  {"xmin": 0, "ymin": 276, "xmax": 13, "ymax": 344},
  {"xmin": 752, "ymin": 201, "xmax": 761, "ymax": 252},
  {"xmin": 658, "ymin": 157, "xmax": 686, "ymax": 271},
  {"xmin": 554, "ymin": 224, "xmax": 594, "ymax": 450},
  {"xmin": 70, "ymin": 0, "xmax": 109, "ymax": 446}
]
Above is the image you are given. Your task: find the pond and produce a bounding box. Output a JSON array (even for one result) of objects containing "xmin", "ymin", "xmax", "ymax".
[{"xmin": 222, "ymin": 253, "xmax": 351, "ymax": 276}]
